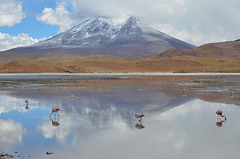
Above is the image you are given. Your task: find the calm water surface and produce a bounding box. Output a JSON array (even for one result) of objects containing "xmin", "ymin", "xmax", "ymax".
[{"xmin": 0, "ymin": 75, "xmax": 240, "ymax": 159}]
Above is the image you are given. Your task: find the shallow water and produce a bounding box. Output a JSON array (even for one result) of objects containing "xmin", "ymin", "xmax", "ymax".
[{"xmin": 0, "ymin": 75, "xmax": 240, "ymax": 159}]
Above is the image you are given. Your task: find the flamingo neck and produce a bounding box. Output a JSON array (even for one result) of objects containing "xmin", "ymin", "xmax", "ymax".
[{"xmin": 220, "ymin": 115, "xmax": 227, "ymax": 121}]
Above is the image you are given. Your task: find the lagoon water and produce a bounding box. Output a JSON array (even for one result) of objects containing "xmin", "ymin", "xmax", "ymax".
[{"xmin": 0, "ymin": 75, "xmax": 240, "ymax": 159}]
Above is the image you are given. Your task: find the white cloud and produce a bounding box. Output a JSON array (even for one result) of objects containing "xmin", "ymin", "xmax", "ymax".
[
  {"xmin": 71, "ymin": 0, "xmax": 187, "ymax": 24},
  {"xmin": 36, "ymin": 3, "xmax": 73, "ymax": 33},
  {"xmin": 69, "ymin": 0, "xmax": 240, "ymax": 46},
  {"xmin": 153, "ymin": 23, "xmax": 230, "ymax": 46},
  {"xmin": 177, "ymin": 0, "xmax": 240, "ymax": 45},
  {"xmin": 0, "ymin": 0, "xmax": 25, "ymax": 27},
  {"xmin": 1, "ymin": 0, "xmax": 239, "ymax": 49},
  {"xmin": 0, "ymin": 32, "xmax": 38, "ymax": 51},
  {"xmin": 153, "ymin": 0, "xmax": 240, "ymax": 45}
]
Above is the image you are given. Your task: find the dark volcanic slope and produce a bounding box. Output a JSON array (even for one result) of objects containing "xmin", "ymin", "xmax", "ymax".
[
  {"xmin": 154, "ymin": 40, "xmax": 240, "ymax": 58},
  {"xmin": 8, "ymin": 16, "xmax": 195, "ymax": 57}
]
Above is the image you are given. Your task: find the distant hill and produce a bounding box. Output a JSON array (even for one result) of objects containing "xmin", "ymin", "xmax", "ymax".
[
  {"xmin": 7, "ymin": 16, "xmax": 195, "ymax": 57},
  {"xmin": 153, "ymin": 40, "xmax": 240, "ymax": 58}
]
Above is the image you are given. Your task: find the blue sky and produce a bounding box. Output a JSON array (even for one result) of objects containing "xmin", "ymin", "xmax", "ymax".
[
  {"xmin": 1, "ymin": 0, "xmax": 59, "ymax": 37},
  {"xmin": 0, "ymin": 0, "xmax": 240, "ymax": 51}
]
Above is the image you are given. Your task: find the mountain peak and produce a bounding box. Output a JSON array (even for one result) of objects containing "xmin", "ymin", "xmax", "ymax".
[
  {"xmin": 96, "ymin": 16, "xmax": 113, "ymax": 21},
  {"xmin": 126, "ymin": 16, "xmax": 139, "ymax": 23},
  {"xmin": 9, "ymin": 16, "xmax": 196, "ymax": 56},
  {"xmin": 93, "ymin": 15, "xmax": 138, "ymax": 27}
]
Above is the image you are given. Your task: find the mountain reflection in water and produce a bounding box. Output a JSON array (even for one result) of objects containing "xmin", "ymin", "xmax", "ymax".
[{"xmin": 0, "ymin": 76, "xmax": 240, "ymax": 158}]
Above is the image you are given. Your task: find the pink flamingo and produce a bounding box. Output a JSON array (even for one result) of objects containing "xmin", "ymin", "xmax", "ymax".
[
  {"xmin": 135, "ymin": 113, "xmax": 145, "ymax": 121},
  {"xmin": 50, "ymin": 107, "xmax": 60, "ymax": 116},
  {"xmin": 70, "ymin": 94, "xmax": 75, "ymax": 99},
  {"xmin": 25, "ymin": 99, "xmax": 29, "ymax": 105},
  {"xmin": 216, "ymin": 110, "xmax": 226, "ymax": 121},
  {"xmin": 25, "ymin": 99, "xmax": 29, "ymax": 110}
]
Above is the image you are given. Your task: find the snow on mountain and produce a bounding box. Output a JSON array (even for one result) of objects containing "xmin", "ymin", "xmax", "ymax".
[{"xmin": 9, "ymin": 16, "xmax": 196, "ymax": 56}]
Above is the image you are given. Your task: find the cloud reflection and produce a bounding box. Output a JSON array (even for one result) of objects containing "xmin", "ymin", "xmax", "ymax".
[
  {"xmin": 37, "ymin": 115, "xmax": 73, "ymax": 144},
  {"xmin": 2, "ymin": 88, "xmax": 240, "ymax": 158},
  {"xmin": 53, "ymin": 98, "xmax": 240, "ymax": 159},
  {"xmin": 0, "ymin": 119, "xmax": 23, "ymax": 151},
  {"xmin": 0, "ymin": 93, "xmax": 40, "ymax": 114}
]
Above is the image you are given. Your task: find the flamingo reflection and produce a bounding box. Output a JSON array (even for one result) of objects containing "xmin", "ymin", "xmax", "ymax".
[
  {"xmin": 135, "ymin": 121, "xmax": 145, "ymax": 129},
  {"xmin": 216, "ymin": 120, "xmax": 226, "ymax": 127},
  {"xmin": 49, "ymin": 115, "xmax": 60, "ymax": 127}
]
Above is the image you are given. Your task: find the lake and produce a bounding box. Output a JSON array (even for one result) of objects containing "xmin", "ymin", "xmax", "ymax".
[{"xmin": 0, "ymin": 74, "xmax": 239, "ymax": 159}]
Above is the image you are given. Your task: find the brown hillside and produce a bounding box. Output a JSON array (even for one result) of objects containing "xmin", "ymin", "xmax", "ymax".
[
  {"xmin": 154, "ymin": 40, "xmax": 240, "ymax": 58},
  {"xmin": 0, "ymin": 58, "xmax": 202, "ymax": 73},
  {"xmin": 1, "ymin": 40, "xmax": 240, "ymax": 73},
  {"xmin": 1, "ymin": 56, "xmax": 240, "ymax": 73},
  {"xmin": 0, "ymin": 51, "xmax": 126, "ymax": 62}
]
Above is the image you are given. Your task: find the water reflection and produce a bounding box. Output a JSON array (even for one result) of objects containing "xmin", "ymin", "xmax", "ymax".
[
  {"xmin": 216, "ymin": 119, "xmax": 226, "ymax": 127},
  {"xmin": 49, "ymin": 116, "xmax": 60, "ymax": 127},
  {"xmin": 135, "ymin": 121, "xmax": 145, "ymax": 129},
  {"xmin": 0, "ymin": 88, "xmax": 240, "ymax": 158},
  {"xmin": 0, "ymin": 119, "xmax": 23, "ymax": 151},
  {"xmin": 37, "ymin": 115, "xmax": 72, "ymax": 144}
]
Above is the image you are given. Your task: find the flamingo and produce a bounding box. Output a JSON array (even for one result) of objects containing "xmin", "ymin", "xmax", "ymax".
[
  {"xmin": 182, "ymin": 88, "xmax": 186, "ymax": 95},
  {"xmin": 135, "ymin": 113, "xmax": 145, "ymax": 121},
  {"xmin": 25, "ymin": 99, "xmax": 29, "ymax": 105},
  {"xmin": 69, "ymin": 93, "xmax": 75, "ymax": 99},
  {"xmin": 230, "ymin": 91, "xmax": 234, "ymax": 97},
  {"xmin": 25, "ymin": 99, "xmax": 29, "ymax": 110},
  {"xmin": 216, "ymin": 110, "xmax": 227, "ymax": 121},
  {"xmin": 46, "ymin": 152, "xmax": 54, "ymax": 155},
  {"xmin": 50, "ymin": 107, "xmax": 60, "ymax": 116}
]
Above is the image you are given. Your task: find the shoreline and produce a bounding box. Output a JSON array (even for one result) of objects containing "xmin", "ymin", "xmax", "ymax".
[{"xmin": 0, "ymin": 72, "xmax": 240, "ymax": 76}]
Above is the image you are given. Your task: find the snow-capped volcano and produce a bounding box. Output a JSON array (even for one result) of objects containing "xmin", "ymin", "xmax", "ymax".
[{"xmin": 9, "ymin": 16, "xmax": 195, "ymax": 56}]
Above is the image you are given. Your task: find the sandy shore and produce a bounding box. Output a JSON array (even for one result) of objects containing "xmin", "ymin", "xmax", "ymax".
[{"xmin": 0, "ymin": 72, "xmax": 240, "ymax": 76}]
